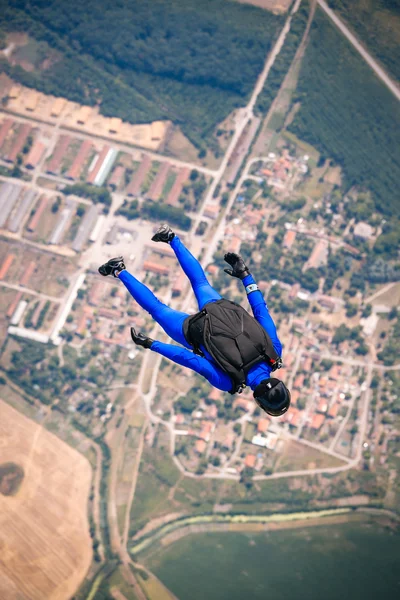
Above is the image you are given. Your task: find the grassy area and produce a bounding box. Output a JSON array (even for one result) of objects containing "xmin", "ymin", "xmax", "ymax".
[
  {"xmin": 327, "ymin": 0, "xmax": 400, "ymax": 81},
  {"xmin": 138, "ymin": 573, "xmax": 177, "ymax": 600},
  {"xmin": 288, "ymin": 7, "xmax": 400, "ymax": 216},
  {"xmin": 276, "ymin": 440, "xmax": 346, "ymax": 472},
  {"xmin": 129, "ymin": 447, "xmax": 181, "ymax": 535},
  {"xmin": 147, "ymin": 518, "xmax": 400, "ymax": 600}
]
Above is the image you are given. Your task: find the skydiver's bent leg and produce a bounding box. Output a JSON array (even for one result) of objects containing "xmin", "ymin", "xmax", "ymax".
[
  {"xmin": 170, "ymin": 235, "xmax": 221, "ymax": 309},
  {"xmin": 118, "ymin": 270, "xmax": 191, "ymax": 348}
]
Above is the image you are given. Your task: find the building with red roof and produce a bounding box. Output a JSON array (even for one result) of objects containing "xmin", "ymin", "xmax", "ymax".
[
  {"xmin": 328, "ymin": 403, "xmax": 339, "ymax": 419},
  {"xmin": 287, "ymin": 408, "xmax": 301, "ymax": 428},
  {"xmin": 25, "ymin": 140, "xmax": 46, "ymax": 169},
  {"xmin": 66, "ymin": 140, "xmax": 92, "ymax": 180},
  {"xmin": 317, "ymin": 399, "xmax": 328, "ymax": 413},
  {"xmin": 7, "ymin": 123, "xmax": 32, "ymax": 163},
  {"xmin": 147, "ymin": 161, "xmax": 170, "ymax": 200},
  {"xmin": 0, "ymin": 254, "xmax": 15, "ymax": 280},
  {"xmin": 257, "ymin": 418, "xmax": 270, "ymax": 433},
  {"xmin": 208, "ymin": 388, "xmax": 222, "ymax": 402},
  {"xmin": 86, "ymin": 145, "xmax": 110, "ymax": 184},
  {"xmin": 167, "ymin": 168, "xmax": 189, "ymax": 206},
  {"xmin": 0, "ymin": 118, "xmax": 13, "ymax": 153},
  {"xmin": 142, "ymin": 261, "xmax": 169, "ymax": 276},
  {"xmin": 283, "ymin": 229, "xmax": 296, "ymax": 249},
  {"xmin": 293, "ymin": 374, "xmax": 305, "ymax": 389},
  {"xmin": 290, "ymin": 390, "xmax": 299, "ymax": 405},
  {"xmin": 311, "ymin": 413, "xmax": 325, "ymax": 430},
  {"xmin": 172, "ymin": 271, "xmax": 186, "ymax": 297},
  {"xmin": 126, "ymin": 155, "xmax": 151, "ymax": 196},
  {"xmin": 195, "ymin": 439, "xmax": 207, "ymax": 454},
  {"xmin": 46, "ymin": 135, "xmax": 71, "ymax": 174},
  {"xmin": 108, "ymin": 165, "xmax": 125, "ymax": 189},
  {"xmin": 245, "ymin": 454, "xmax": 256, "ymax": 468},
  {"xmin": 20, "ymin": 261, "xmax": 36, "ymax": 287},
  {"xmin": 27, "ymin": 195, "xmax": 47, "ymax": 232}
]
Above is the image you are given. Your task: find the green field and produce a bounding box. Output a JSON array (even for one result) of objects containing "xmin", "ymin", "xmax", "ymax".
[
  {"xmin": 147, "ymin": 520, "xmax": 400, "ymax": 600},
  {"xmin": 327, "ymin": 0, "xmax": 400, "ymax": 82},
  {"xmin": 288, "ymin": 7, "xmax": 400, "ymax": 216}
]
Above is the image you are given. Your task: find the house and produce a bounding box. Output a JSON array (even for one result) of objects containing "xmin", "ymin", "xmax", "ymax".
[
  {"xmin": 328, "ymin": 403, "xmax": 339, "ymax": 419},
  {"xmin": 293, "ymin": 374, "xmax": 305, "ymax": 389},
  {"xmin": 174, "ymin": 414, "xmax": 185, "ymax": 425},
  {"xmin": 195, "ymin": 439, "xmax": 207, "ymax": 454},
  {"xmin": 142, "ymin": 261, "xmax": 169, "ymax": 276},
  {"xmin": 222, "ymin": 433, "xmax": 234, "ymax": 451},
  {"xmin": 257, "ymin": 418, "xmax": 270, "ymax": 434},
  {"xmin": 206, "ymin": 264, "xmax": 219, "ymax": 276},
  {"xmin": 283, "ymin": 229, "xmax": 296, "ymax": 249},
  {"xmin": 204, "ymin": 204, "xmax": 220, "ymax": 219},
  {"xmin": 172, "ymin": 271, "xmax": 186, "ymax": 297},
  {"xmin": 199, "ymin": 421, "xmax": 214, "ymax": 442},
  {"xmin": 287, "ymin": 408, "xmax": 301, "ymax": 428},
  {"xmin": 233, "ymin": 397, "xmax": 253, "ymax": 412},
  {"xmin": 290, "ymin": 390, "xmax": 300, "ymax": 405},
  {"xmin": 317, "ymin": 399, "xmax": 328, "ymax": 413},
  {"xmin": 244, "ymin": 454, "xmax": 256, "ymax": 468},
  {"xmin": 310, "ymin": 413, "xmax": 325, "ymax": 430},
  {"xmin": 208, "ymin": 388, "xmax": 222, "ymax": 402},
  {"xmin": 205, "ymin": 404, "xmax": 218, "ymax": 420}
]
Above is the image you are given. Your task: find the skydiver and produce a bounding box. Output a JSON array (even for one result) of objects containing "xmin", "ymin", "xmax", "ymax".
[{"xmin": 98, "ymin": 224, "xmax": 290, "ymax": 416}]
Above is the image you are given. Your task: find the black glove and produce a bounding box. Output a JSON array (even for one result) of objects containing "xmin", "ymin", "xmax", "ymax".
[
  {"xmin": 130, "ymin": 327, "xmax": 154, "ymax": 349},
  {"xmin": 223, "ymin": 252, "xmax": 250, "ymax": 280}
]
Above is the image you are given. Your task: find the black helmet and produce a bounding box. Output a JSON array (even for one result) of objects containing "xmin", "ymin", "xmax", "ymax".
[{"xmin": 253, "ymin": 378, "xmax": 291, "ymax": 417}]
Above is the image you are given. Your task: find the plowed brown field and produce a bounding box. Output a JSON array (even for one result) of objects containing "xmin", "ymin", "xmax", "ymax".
[{"xmin": 0, "ymin": 399, "xmax": 92, "ymax": 600}]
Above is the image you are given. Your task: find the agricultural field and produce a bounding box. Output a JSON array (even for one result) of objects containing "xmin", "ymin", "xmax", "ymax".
[
  {"xmin": 0, "ymin": 399, "xmax": 92, "ymax": 600},
  {"xmin": 327, "ymin": 0, "xmax": 400, "ymax": 82},
  {"xmin": 288, "ymin": 7, "xmax": 400, "ymax": 216},
  {"xmin": 147, "ymin": 518, "xmax": 400, "ymax": 600}
]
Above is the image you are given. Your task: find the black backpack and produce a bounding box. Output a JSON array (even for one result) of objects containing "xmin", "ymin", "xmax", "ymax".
[{"xmin": 183, "ymin": 299, "xmax": 282, "ymax": 394}]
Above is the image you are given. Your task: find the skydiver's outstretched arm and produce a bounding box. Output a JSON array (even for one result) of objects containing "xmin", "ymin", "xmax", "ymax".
[
  {"xmin": 223, "ymin": 253, "xmax": 283, "ymax": 356},
  {"xmin": 151, "ymin": 341, "xmax": 233, "ymax": 392},
  {"xmin": 241, "ymin": 273, "xmax": 283, "ymax": 356}
]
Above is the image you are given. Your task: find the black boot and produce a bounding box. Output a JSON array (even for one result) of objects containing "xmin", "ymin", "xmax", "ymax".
[
  {"xmin": 98, "ymin": 256, "xmax": 126, "ymax": 278},
  {"xmin": 151, "ymin": 223, "xmax": 175, "ymax": 243},
  {"xmin": 130, "ymin": 327, "xmax": 154, "ymax": 349}
]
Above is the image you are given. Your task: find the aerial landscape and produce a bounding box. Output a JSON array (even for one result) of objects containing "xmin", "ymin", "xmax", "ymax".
[{"xmin": 0, "ymin": 0, "xmax": 399, "ymax": 599}]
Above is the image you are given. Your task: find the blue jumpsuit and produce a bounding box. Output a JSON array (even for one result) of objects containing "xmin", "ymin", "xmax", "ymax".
[{"xmin": 118, "ymin": 235, "xmax": 282, "ymax": 392}]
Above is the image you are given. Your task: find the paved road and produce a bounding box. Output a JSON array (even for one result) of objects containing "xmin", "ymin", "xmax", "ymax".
[{"xmin": 317, "ymin": 0, "xmax": 400, "ymax": 102}]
